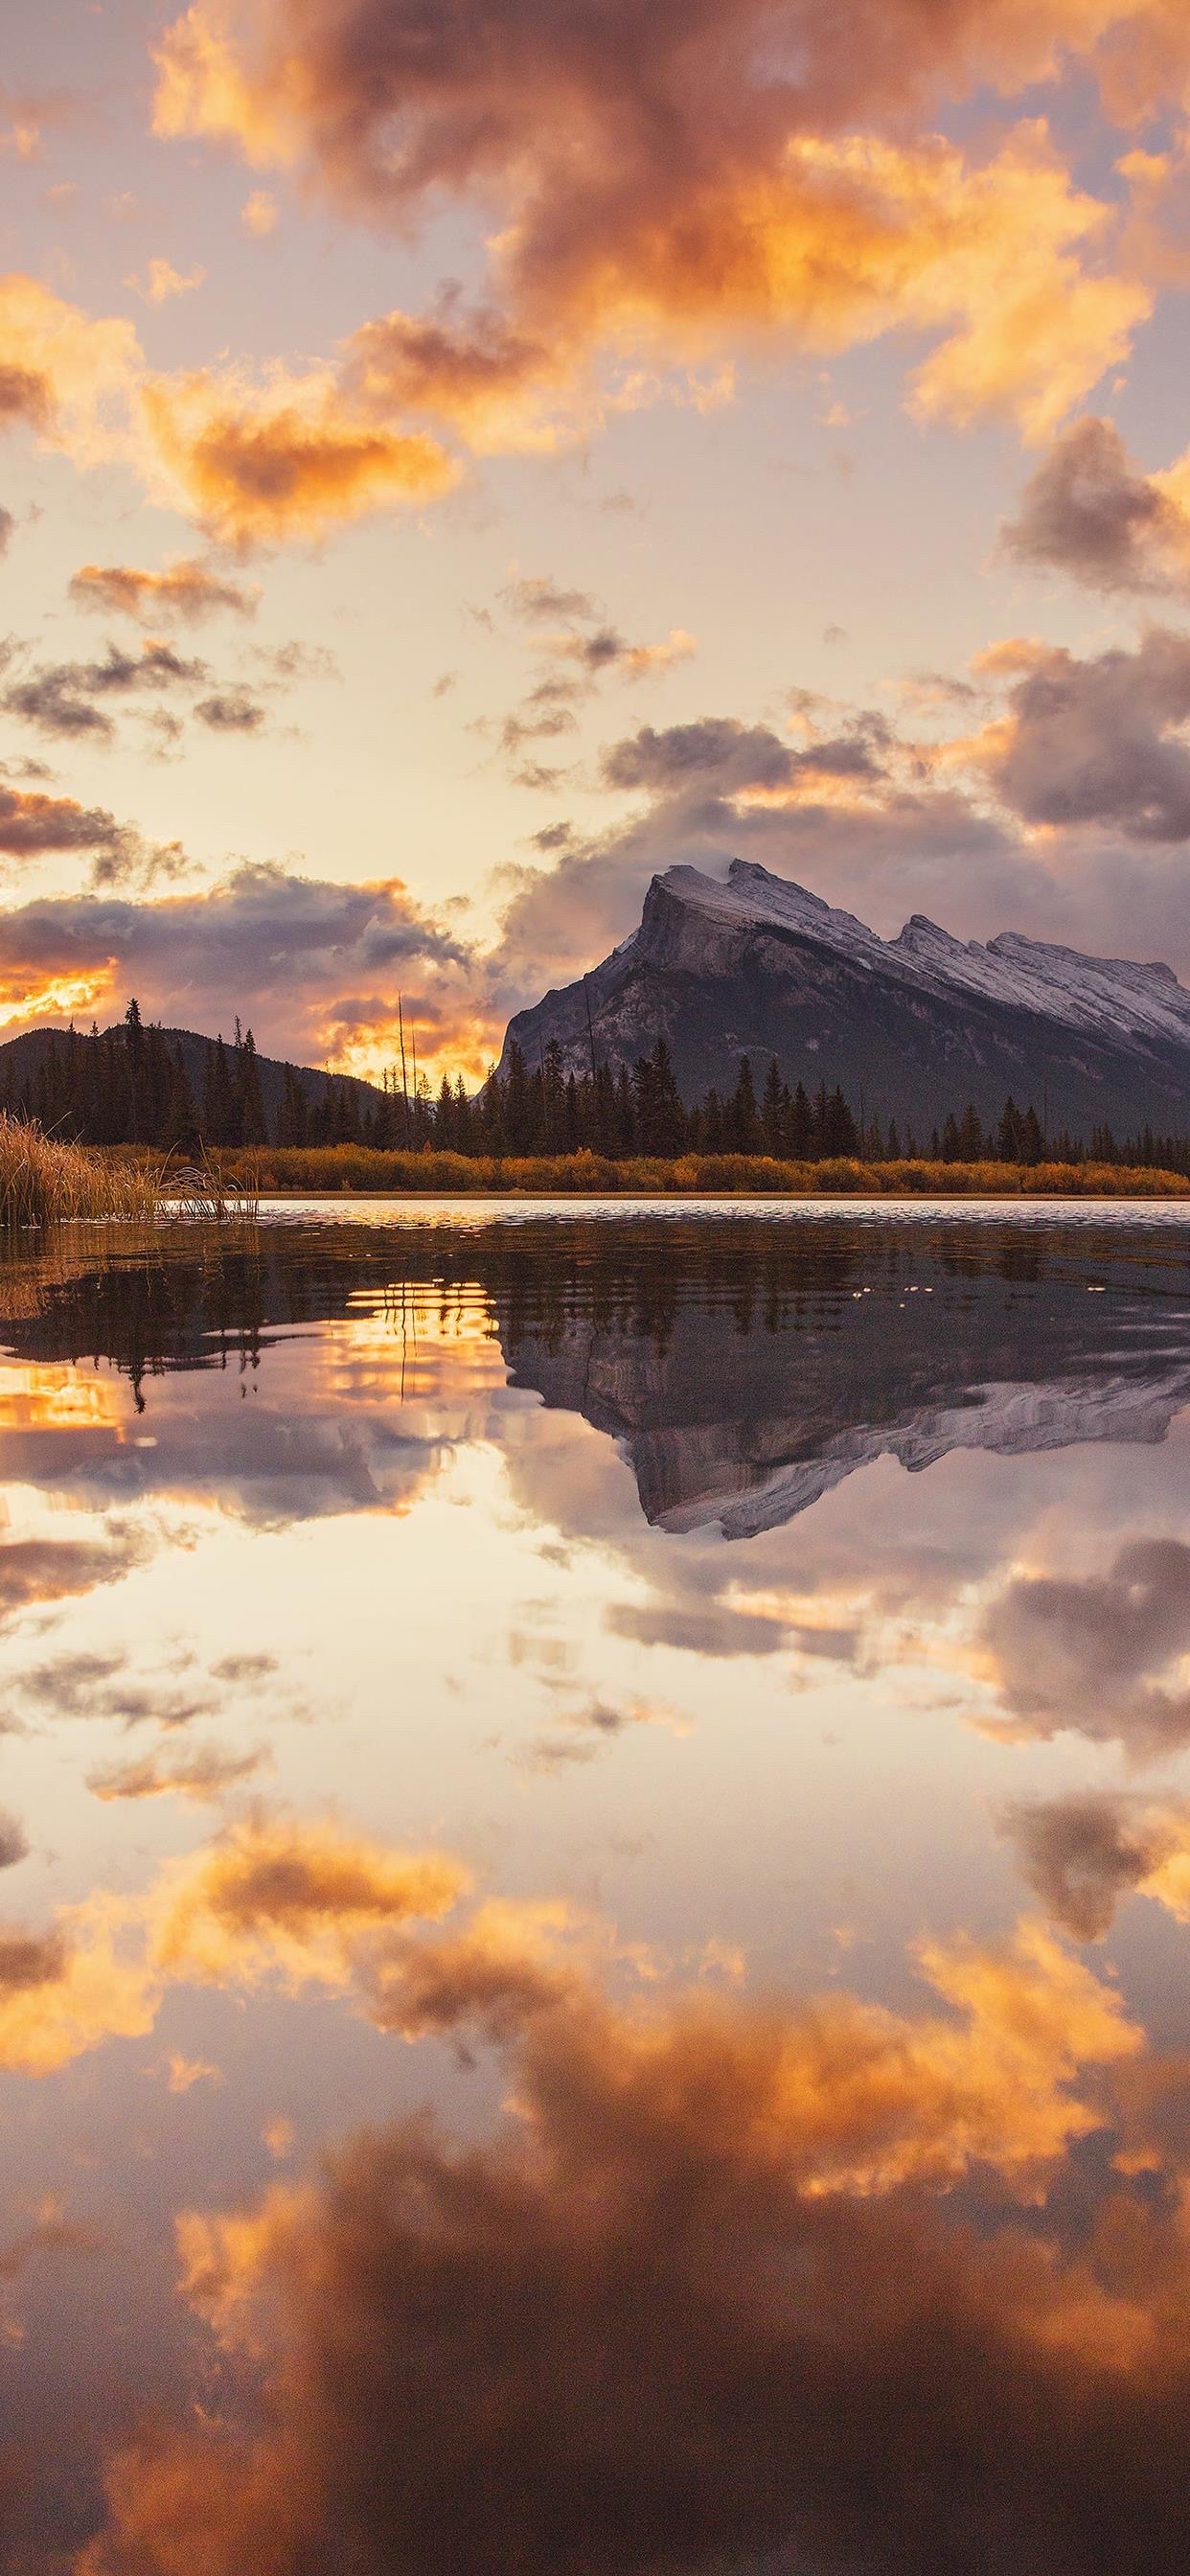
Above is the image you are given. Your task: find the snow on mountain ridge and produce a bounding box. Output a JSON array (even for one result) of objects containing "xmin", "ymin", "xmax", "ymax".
[{"xmin": 654, "ymin": 858, "xmax": 1190, "ymax": 1047}]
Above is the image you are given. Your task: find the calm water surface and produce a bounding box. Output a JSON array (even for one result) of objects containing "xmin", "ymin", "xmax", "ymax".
[{"xmin": 2, "ymin": 1203, "xmax": 1190, "ymax": 2570}]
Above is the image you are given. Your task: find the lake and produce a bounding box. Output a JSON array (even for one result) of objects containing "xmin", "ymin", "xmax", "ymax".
[{"xmin": 2, "ymin": 1201, "xmax": 1190, "ymax": 2572}]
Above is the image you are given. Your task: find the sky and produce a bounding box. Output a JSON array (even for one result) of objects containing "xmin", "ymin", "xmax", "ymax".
[{"xmin": 6, "ymin": 3, "xmax": 1190, "ymax": 1078}]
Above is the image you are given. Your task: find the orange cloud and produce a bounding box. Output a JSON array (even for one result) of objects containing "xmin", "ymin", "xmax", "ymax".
[
  {"xmin": 68, "ymin": 557, "xmax": 260, "ymax": 625},
  {"xmin": 86, "ymin": 1740, "xmax": 269, "ymax": 1804},
  {"xmin": 126, "ymin": 257, "xmax": 207, "ymax": 306},
  {"xmin": 0, "ymin": 1796, "xmax": 1141, "ymax": 2204},
  {"xmin": 142, "ymin": 368, "xmax": 458, "ymax": 546},
  {"xmin": 148, "ymin": 2, "xmax": 1170, "ymax": 456},
  {"xmin": 0, "ymin": 863, "xmax": 475, "ymax": 1077},
  {"xmin": 151, "ymin": 1815, "xmax": 469, "ymax": 1990},
  {"xmin": 0, "ymin": 1895, "xmax": 153, "ymax": 2079},
  {"xmin": 0, "ymin": 275, "xmax": 141, "ymax": 465},
  {"xmin": 0, "ymin": 783, "xmax": 138, "ymax": 866},
  {"xmin": 74, "ymin": 1867, "xmax": 1187, "ymax": 2576},
  {"xmin": 242, "ymin": 188, "xmax": 278, "ymax": 235}
]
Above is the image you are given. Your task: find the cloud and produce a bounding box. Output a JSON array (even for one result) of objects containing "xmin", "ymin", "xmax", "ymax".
[
  {"xmin": 489, "ymin": 589, "xmax": 699, "ymax": 788},
  {"xmin": 0, "ymin": 638, "xmax": 210, "ymax": 742},
  {"xmin": 981, "ymin": 1537, "xmax": 1190, "ymax": 1759},
  {"xmin": 548, "ymin": 625, "xmax": 696, "ymax": 681},
  {"xmin": 0, "ymin": 1813, "xmax": 27, "ymax": 1870},
  {"xmin": 194, "ymin": 686, "xmax": 267, "ymax": 732},
  {"xmin": 0, "ymin": 2199, "xmax": 103, "ymax": 2281},
  {"xmin": 126, "ymin": 258, "xmax": 207, "ymax": 306},
  {"xmin": 86, "ymin": 1741, "xmax": 270, "ymax": 1805},
  {"xmin": 998, "ymin": 1789, "xmax": 1190, "ymax": 1941},
  {"xmin": 76, "ymin": 1881, "xmax": 1184, "ymax": 2576},
  {"xmin": 0, "ymin": 862, "xmax": 475, "ymax": 1068},
  {"xmin": 241, "ymin": 189, "xmax": 277, "ymax": 235},
  {"xmin": 13, "ymin": 1645, "xmax": 219, "ymax": 1732},
  {"xmin": 0, "ymin": 1898, "xmax": 154, "ymax": 2078},
  {"xmin": 1002, "ymin": 415, "xmax": 1190, "ymax": 596},
  {"xmin": 0, "ymin": 274, "xmax": 140, "ymax": 466},
  {"xmin": 0, "ymin": 782, "xmax": 149, "ymax": 868},
  {"xmin": 143, "ymin": 369, "xmax": 458, "ymax": 550},
  {"xmin": 505, "ymin": 576, "xmax": 601, "ymax": 625},
  {"xmin": 601, "ymin": 715, "xmax": 805, "ymax": 794},
  {"xmin": 150, "ymin": 1816, "xmax": 469, "ymax": 1990},
  {"xmin": 0, "ymin": 81, "xmax": 86, "ymax": 165},
  {"xmin": 0, "ymin": 1816, "xmax": 469, "ymax": 2080},
  {"xmin": 967, "ymin": 629, "xmax": 1190, "ymax": 840},
  {"xmin": 69, "ymin": 558, "xmax": 260, "ymax": 625},
  {"xmin": 1000, "ymin": 1793, "xmax": 1176, "ymax": 1940},
  {"xmin": 0, "ymin": 506, "xmax": 12, "ymax": 557},
  {"xmin": 166, "ymin": 2051, "xmax": 222, "ymax": 2092},
  {"xmin": 150, "ymin": 0, "xmax": 1164, "ymax": 449},
  {"xmin": 344, "ymin": 298, "xmax": 569, "ymax": 453},
  {"xmin": 0, "ymin": 1930, "xmax": 66, "ymax": 1993},
  {"xmin": 0, "ymin": 1535, "xmax": 147, "ymax": 1623}
]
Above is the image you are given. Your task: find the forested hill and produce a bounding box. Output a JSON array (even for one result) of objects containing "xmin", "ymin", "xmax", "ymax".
[{"xmin": 0, "ymin": 1012, "xmax": 392, "ymax": 1148}]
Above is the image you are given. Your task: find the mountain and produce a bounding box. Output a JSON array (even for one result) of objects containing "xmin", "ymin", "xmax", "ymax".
[
  {"xmin": 498, "ymin": 859, "xmax": 1190, "ymax": 1138},
  {"xmin": 0, "ymin": 1022, "xmax": 388, "ymax": 1132}
]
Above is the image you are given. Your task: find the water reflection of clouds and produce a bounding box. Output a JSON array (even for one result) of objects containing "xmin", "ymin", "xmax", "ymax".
[
  {"xmin": 30, "ymin": 1808, "xmax": 1189, "ymax": 2576},
  {"xmin": 0, "ymin": 1222, "xmax": 1188, "ymax": 2566}
]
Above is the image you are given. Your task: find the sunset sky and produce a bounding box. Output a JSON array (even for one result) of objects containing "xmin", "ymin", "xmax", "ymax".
[{"xmin": 6, "ymin": 0, "xmax": 1190, "ymax": 1078}]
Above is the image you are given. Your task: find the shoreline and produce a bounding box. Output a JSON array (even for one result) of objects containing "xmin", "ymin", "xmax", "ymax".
[{"xmin": 244, "ymin": 1184, "xmax": 1190, "ymax": 1208}]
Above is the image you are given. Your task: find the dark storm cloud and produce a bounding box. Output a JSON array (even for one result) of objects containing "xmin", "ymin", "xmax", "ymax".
[{"xmin": 1002, "ymin": 417, "xmax": 1190, "ymax": 597}]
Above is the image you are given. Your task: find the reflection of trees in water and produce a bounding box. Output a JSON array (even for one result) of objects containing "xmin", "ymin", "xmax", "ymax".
[{"xmin": 0, "ymin": 1217, "xmax": 1184, "ymax": 1395}]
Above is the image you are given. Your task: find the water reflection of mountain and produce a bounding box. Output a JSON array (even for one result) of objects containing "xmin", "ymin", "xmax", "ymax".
[
  {"xmin": 1, "ymin": 1216, "xmax": 1188, "ymax": 1531},
  {"xmin": 492, "ymin": 1224, "xmax": 1190, "ymax": 1534}
]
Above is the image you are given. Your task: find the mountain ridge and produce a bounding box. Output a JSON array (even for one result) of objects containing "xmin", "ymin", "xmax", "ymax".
[{"xmin": 498, "ymin": 858, "xmax": 1190, "ymax": 1138}]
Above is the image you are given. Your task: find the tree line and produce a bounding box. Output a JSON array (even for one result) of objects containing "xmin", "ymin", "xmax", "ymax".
[{"xmin": 4, "ymin": 1006, "xmax": 1189, "ymax": 1174}]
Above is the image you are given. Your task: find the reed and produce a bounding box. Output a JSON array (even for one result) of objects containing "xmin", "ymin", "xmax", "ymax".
[
  {"xmin": 0, "ymin": 1114, "xmax": 160, "ymax": 1228},
  {"xmin": 156, "ymin": 1151, "xmax": 260, "ymax": 1223}
]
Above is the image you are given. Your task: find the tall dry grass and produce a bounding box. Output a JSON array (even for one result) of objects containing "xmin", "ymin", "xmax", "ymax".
[
  {"xmin": 203, "ymin": 1143, "xmax": 1190, "ymax": 1200},
  {"xmin": 0, "ymin": 1114, "xmax": 160, "ymax": 1227}
]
